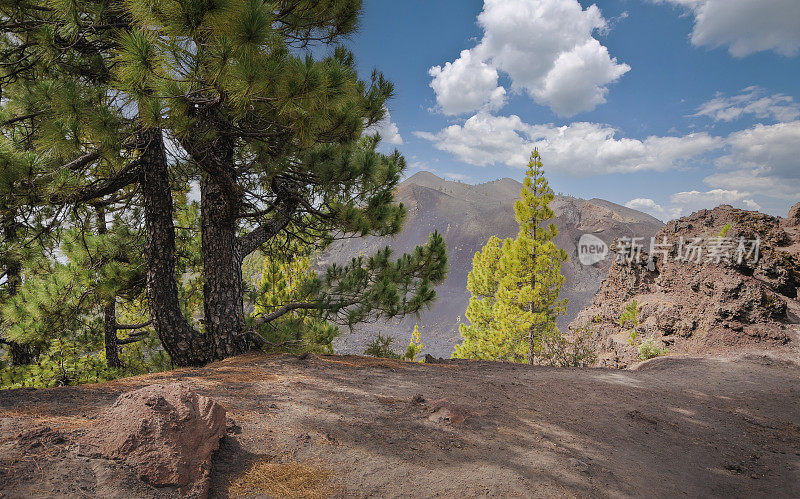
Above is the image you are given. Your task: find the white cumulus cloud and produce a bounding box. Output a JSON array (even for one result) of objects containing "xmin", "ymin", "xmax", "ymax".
[
  {"xmin": 625, "ymin": 198, "xmax": 682, "ymax": 221},
  {"xmin": 365, "ymin": 108, "xmax": 403, "ymax": 145},
  {"xmin": 705, "ymin": 120, "xmax": 800, "ymax": 199},
  {"xmin": 428, "ymin": 50, "xmax": 506, "ymax": 115},
  {"xmin": 414, "ymin": 113, "xmax": 723, "ymax": 175},
  {"xmin": 627, "ymin": 190, "xmax": 762, "ymax": 222},
  {"xmin": 654, "ymin": 0, "xmax": 800, "ymax": 57},
  {"xmin": 694, "ymin": 86, "xmax": 800, "ymax": 122},
  {"xmin": 670, "ymin": 189, "xmax": 762, "ymax": 212},
  {"xmin": 428, "ymin": 0, "xmax": 630, "ymax": 117}
]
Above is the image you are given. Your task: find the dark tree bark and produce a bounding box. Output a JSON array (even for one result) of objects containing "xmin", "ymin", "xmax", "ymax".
[
  {"xmin": 94, "ymin": 205, "xmax": 121, "ymax": 368},
  {"xmin": 139, "ymin": 127, "xmax": 210, "ymax": 366},
  {"xmin": 7, "ymin": 342, "xmax": 34, "ymax": 365},
  {"xmin": 199, "ymin": 166, "xmax": 248, "ymax": 359},
  {"xmin": 102, "ymin": 301, "xmax": 120, "ymax": 367},
  {"xmin": 180, "ymin": 115, "xmax": 250, "ymax": 360},
  {"xmin": 2, "ymin": 213, "xmax": 36, "ymax": 365}
]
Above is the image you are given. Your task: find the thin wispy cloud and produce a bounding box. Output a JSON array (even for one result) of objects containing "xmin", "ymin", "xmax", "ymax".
[
  {"xmin": 694, "ymin": 87, "xmax": 800, "ymax": 123},
  {"xmin": 652, "ymin": 0, "xmax": 800, "ymax": 57}
]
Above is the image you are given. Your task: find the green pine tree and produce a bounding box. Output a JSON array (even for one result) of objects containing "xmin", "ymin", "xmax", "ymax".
[
  {"xmin": 454, "ymin": 149, "xmax": 567, "ymax": 364},
  {"xmin": 1, "ymin": 0, "xmax": 449, "ymax": 368},
  {"xmin": 404, "ymin": 324, "xmax": 424, "ymax": 361},
  {"xmin": 250, "ymin": 238, "xmax": 339, "ymax": 354}
]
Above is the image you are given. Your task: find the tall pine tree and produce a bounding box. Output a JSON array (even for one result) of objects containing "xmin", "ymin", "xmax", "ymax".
[
  {"xmin": 0, "ymin": 0, "xmax": 448, "ymax": 368},
  {"xmin": 454, "ymin": 149, "xmax": 567, "ymax": 364}
]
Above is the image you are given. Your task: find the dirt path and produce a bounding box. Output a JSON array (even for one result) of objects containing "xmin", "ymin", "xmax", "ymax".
[{"xmin": 1, "ymin": 353, "xmax": 799, "ymax": 497}]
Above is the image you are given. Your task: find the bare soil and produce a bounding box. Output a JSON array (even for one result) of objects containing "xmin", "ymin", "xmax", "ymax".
[{"xmin": 1, "ymin": 353, "xmax": 799, "ymax": 498}]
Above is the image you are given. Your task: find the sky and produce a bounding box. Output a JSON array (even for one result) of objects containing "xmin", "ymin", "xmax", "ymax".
[{"xmin": 347, "ymin": 0, "xmax": 800, "ymax": 221}]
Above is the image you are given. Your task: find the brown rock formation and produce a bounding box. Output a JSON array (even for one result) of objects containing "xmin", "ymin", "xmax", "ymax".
[
  {"xmin": 79, "ymin": 383, "xmax": 226, "ymax": 497},
  {"xmin": 572, "ymin": 205, "xmax": 800, "ymax": 367},
  {"xmin": 788, "ymin": 202, "xmax": 800, "ymax": 227}
]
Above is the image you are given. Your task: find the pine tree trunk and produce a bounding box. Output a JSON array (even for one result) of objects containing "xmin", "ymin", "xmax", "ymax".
[
  {"xmin": 95, "ymin": 205, "xmax": 121, "ymax": 368},
  {"xmin": 2, "ymin": 214, "xmax": 36, "ymax": 366},
  {"xmin": 527, "ymin": 183, "xmax": 539, "ymax": 365},
  {"xmin": 7, "ymin": 342, "xmax": 34, "ymax": 366},
  {"xmin": 200, "ymin": 171, "xmax": 247, "ymax": 360},
  {"xmin": 103, "ymin": 301, "xmax": 121, "ymax": 368},
  {"xmin": 528, "ymin": 243, "xmax": 536, "ymax": 365},
  {"xmin": 139, "ymin": 127, "xmax": 210, "ymax": 367}
]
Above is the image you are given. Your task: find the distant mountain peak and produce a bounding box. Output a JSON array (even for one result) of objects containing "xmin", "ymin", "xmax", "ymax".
[
  {"xmin": 405, "ymin": 170, "xmax": 443, "ymax": 183},
  {"xmin": 328, "ymin": 170, "xmax": 664, "ymax": 357}
]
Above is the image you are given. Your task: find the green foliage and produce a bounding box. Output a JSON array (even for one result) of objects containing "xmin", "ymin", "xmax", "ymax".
[
  {"xmin": 536, "ymin": 325, "xmax": 598, "ymax": 368},
  {"xmin": 0, "ymin": 333, "xmax": 170, "ymax": 389},
  {"xmin": 618, "ymin": 300, "xmax": 640, "ymax": 328},
  {"xmin": 404, "ymin": 324, "xmax": 424, "ymax": 361},
  {"xmin": 718, "ymin": 223, "xmax": 733, "ymax": 238},
  {"xmin": 250, "ymin": 240, "xmax": 340, "ymax": 354},
  {"xmin": 453, "ymin": 150, "xmax": 568, "ymax": 363},
  {"xmin": 638, "ymin": 338, "xmax": 668, "ymax": 361},
  {"xmin": 242, "ymin": 251, "xmax": 266, "ymax": 288},
  {"xmin": 618, "ymin": 300, "xmax": 640, "ymax": 346},
  {"xmin": 315, "ymin": 230, "xmax": 447, "ymax": 327},
  {"xmin": 363, "ymin": 334, "xmax": 401, "ymax": 359}
]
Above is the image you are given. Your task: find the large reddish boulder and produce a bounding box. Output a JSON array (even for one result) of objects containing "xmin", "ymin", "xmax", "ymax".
[{"xmin": 79, "ymin": 383, "xmax": 226, "ymax": 497}]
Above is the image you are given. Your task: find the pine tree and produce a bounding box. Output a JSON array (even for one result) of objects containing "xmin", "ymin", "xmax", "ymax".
[
  {"xmin": 250, "ymin": 238, "xmax": 339, "ymax": 354},
  {"xmin": 0, "ymin": 0, "xmax": 448, "ymax": 368},
  {"xmin": 453, "ymin": 149, "xmax": 567, "ymax": 364},
  {"xmin": 404, "ymin": 324, "xmax": 424, "ymax": 362}
]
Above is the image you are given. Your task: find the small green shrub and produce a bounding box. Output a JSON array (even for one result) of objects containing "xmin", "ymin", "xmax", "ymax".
[
  {"xmin": 403, "ymin": 324, "xmax": 425, "ymax": 361},
  {"xmin": 535, "ymin": 325, "xmax": 598, "ymax": 367},
  {"xmin": 718, "ymin": 223, "xmax": 732, "ymax": 238},
  {"xmin": 364, "ymin": 334, "xmax": 401, "ymax": 359},
  {"xmin": 619, "ymin": 300, "xmax": 641, "ymax": 346},
  {"xmin": 1, "ymin": 334, "xmax": 169, "ymax": 389},
  {"xmin": 618, "ymin": 300, "xmax": 639, "ymax": 328},
  {"xmin": 638, "ymin": 338, "xmax": 668, "ymax": 360}
]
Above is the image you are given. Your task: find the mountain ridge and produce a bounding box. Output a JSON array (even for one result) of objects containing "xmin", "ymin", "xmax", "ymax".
[{"xmin": 322, "ymin": 171, "xmax": 663, "ymax": 357}]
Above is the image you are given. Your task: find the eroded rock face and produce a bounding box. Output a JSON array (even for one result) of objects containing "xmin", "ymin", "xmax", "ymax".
[
  {"xmin": 788, "ymin": 202, "xmax": 800, "ymax": 227},
  {"xmin": 78, "ymin": 383, "xmax": 226, "ymax": 497},
  {"xmin": 572, "ymin": 205, "xmax": 800, "ymax": 368}
]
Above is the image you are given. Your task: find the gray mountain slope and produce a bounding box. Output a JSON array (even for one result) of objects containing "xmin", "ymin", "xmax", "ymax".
[{"xmin": 319, "ymin": 172, "xmax": 663, "ymax": 357}]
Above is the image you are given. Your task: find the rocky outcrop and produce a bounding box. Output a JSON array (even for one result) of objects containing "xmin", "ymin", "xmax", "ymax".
[
  {"xmin": 788, "ymin": 202, "xmax": 800, "ymax": 227},
  {"xmin": 572, "ymin": 204, "xmax": 800, "ymax": 367},
  {"xmin": 78, "ymin": 384, "xmax": 226, "ymax": 497}
]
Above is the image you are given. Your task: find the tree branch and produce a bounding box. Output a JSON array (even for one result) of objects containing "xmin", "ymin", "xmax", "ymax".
[
  {"xmin": 51, "ymin": 158, "xmax": 142, "ymax": 205},
  {"xmin": 237, "ymin": 196, "xmax": 299, "ymax": 258},
  {"xmin": 63, "ymin": 150, "xmax": 103, "ymax": 172},
  {"xmin": 254, "ymin": 302, "xmax": 318, "ymax": 324},
  {"xmin": 115, "ymin": 320, "xmax": 152, "ymax": 330}
]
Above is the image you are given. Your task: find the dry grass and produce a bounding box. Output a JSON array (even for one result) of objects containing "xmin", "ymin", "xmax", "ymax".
[{"xmin": 228, "ymin": 460, "xmax": 334, "ymax": 498}]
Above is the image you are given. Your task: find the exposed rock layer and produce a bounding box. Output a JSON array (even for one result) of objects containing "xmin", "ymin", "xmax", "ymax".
[{"xmin": 572, "ymin": 204, "xmax": 800, "ymax": 367}]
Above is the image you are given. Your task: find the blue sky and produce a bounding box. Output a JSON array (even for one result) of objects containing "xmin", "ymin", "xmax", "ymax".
[{"xmin": 348, "ymin": 0, "xmax": 800, "ymax": 221}]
